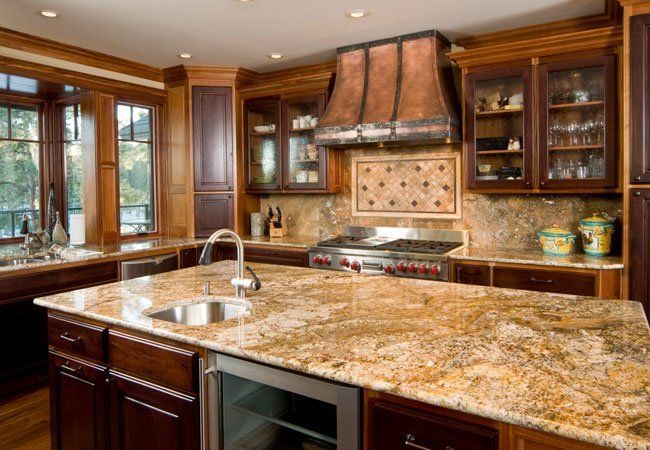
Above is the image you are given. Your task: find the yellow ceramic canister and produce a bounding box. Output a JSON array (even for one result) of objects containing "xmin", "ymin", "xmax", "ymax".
[
  {"xmin": 537, "ymin": 226, "xmax": 576, "ymax": 256},
  {"xmin": 578, "ymin": 214, "xmax": 615, "ymax": 257}
]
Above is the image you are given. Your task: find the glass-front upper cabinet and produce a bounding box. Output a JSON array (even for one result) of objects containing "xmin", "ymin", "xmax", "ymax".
[
  {"xmin": 244, "ymin": 98, "xmax": 281, "ymax": 191},
  {"xmin": 281, "ymin": 94, "xmax": 326, "ymax": 190},
  {"xmin": 538, "ymin": 54, "xmax": 617, "ymax": 189},
  {"xmin": 466, "ymin": 66, "xmax": 533, "ymax": 190}
]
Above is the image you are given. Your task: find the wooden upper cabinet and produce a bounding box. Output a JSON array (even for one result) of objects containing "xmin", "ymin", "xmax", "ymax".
[
  {"xmin": 465, "ymin": 65, "xmax": 534, "ymax": 191},
  {"xmin": 243, "ymin": 92, "xmax": 343, "ymax": 194},
  {"xmin": 244, "ymin": 97, "xmax": 282, "ymax": 192},
  {"xmin": 192, "ymin": 86, "xmax": 233, "ymax": 192},
  {"xmin": 629, "ymin": 189, "xmax": 650, "ymax": 319},
  {"xmin": 538, "ymin": 52, "xmax": 618, "ymax": 190},
  {"xmin": 631, "ymin": 14, "xmax": 650, "ymax": 184}
]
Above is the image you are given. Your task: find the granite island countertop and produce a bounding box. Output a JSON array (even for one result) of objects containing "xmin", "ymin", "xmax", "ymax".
[{"xmin": 34, "ymin": 262, "xmax": 649, "ymax": 449}]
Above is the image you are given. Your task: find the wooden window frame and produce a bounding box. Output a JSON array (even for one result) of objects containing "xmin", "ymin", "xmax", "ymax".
[
  {"xmin": 0, "ymin": 94, "xmax": 47, "ymax": 243},
  {"xmin": 115, "ymin": 97, "xmax": 164, "ymax": 240}
]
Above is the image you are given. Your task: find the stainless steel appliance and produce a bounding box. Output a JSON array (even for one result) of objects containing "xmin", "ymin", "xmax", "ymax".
[
  {"xmin": 308, "ymin": 226, "xmax": 468, "ymax": 281},
  {"xmin": 206, "ymin": 352, "xmax": 360, "ymax": 450},
  {"xmin": 120, "ymin": 252, "xmax": 178, "ymax": 280}
]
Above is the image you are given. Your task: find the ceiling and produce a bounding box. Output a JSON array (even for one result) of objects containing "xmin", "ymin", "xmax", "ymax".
[{"xmin": 0, "ymin": 0, "xmax": 605, "ymax": 72}]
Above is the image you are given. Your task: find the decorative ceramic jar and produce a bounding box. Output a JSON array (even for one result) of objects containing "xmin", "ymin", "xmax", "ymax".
[
  {"xmin": 578, "ymin": 214, "xmax": 615, "ymax": 257},
  {"xmin": 537, "ymin": 226, "xmax": 576, "ymax": 256}
]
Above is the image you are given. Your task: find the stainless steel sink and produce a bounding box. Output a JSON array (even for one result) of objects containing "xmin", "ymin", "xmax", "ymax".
[
  {"xmin": 147, "ymin": 298, "xmax": 249, "ymax": 326},
  {"xmin": 0, "ymin": 257, "xmax": 48, "ymax": 267}
]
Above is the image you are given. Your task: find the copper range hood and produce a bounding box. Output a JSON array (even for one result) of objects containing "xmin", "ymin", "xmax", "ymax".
[{"xmin": 315, "ymin": 30, "xmax": 460, "ymax": 148}]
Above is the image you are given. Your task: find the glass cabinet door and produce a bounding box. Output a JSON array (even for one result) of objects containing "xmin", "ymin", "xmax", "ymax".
[
  {"xmin": 466, "ymin": 66, "xmax": 533, "ymax": 190},
  {"xmin": 539, "ymin": 54, "xmax": 617, "ymax": 189},
  {"xmin": 245, "ymin": 99, "xmax": 281, "ymax": 191},
  {"xmin": 282, "ymin": 94, "xmax": 327, "ymax": 190}
]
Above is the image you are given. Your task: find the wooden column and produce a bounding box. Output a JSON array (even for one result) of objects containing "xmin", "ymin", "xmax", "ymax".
[{"xmin": 81, "ymin": 91, "xmax": 120, "ymax": 246}]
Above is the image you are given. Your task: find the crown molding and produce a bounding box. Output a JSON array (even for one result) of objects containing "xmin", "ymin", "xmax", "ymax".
[
  {"xmin": 455, "ymin": 0, "xmax": 621, "ymax": 50},
  {"xmin": 0, "ymin": 27, "xmax": 163, "ymax": 82},
  {"xmin": 449, "ymin": 26, "xmax": 623, "ymax": 68}
]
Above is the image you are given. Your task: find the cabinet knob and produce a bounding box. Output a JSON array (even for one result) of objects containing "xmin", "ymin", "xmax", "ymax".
[
  {"xmin": 404, "ymin": 434, "xmax": 433, "ymax": 450},
  {"xmin": 540, "ymin": 181, "xmax": 547, "ymax": 186},
  {"xmin": 635, "ymin": 176, "xmax": 642, "ymax": 181},
  {"xmin": 635, "ymin": 191, "xmax": 642, "ymax": 196},
  {"xmin": 524, "ymin": 181, "xmax": 531, "ymax": 187}
]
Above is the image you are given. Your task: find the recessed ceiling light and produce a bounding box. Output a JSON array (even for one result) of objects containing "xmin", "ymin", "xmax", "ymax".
[
  {"xmin": 39, "ymin": 10, "xmax": 59, "ymax": 18},
  {"xmin": 178, "ymin": 53, "xmax": 193, "ymax": 59},
  {"xmin": 268, "ymin": 53, "xmax": 283, "ymax": 59},
  {"xmin": 346, "ymin": 10, "xmax": 368, "ymax": 18}
]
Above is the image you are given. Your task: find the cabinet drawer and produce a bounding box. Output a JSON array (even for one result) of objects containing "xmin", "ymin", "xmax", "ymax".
[
  {"xmin": 370, "ymin": 400, "xmax": 498, "ymax": 450},
  {"xmin": 245, "ymin": 246, "xmax": 309, "ymax": 267},
  {"xmin": 493, "ymin": 267, "xmax": 595, "ymax": 296},
  {"xmin": 48, "ymin": 314, "xmax": 107, "ymax": 361},
  {"xmin": 108, "ymin": 331, "xmax": 198, "ymax": 393}
]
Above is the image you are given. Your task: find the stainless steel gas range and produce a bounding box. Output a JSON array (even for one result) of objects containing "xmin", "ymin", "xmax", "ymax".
[{"xmin": 308, "ymin": 226, "xmax": 468, "ymax": 281}]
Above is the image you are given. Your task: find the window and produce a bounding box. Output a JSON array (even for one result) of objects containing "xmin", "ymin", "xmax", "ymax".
[
  {"xmin": 62, "ymin": 103, "xmax": 82, "ymax": 226},
  {"xmin": 117, "ymin": 103, "xmax": 155, "ymax": 235},
  {"xmin": 0, "ymin": 103, "xmax": 41, "ymax": 238}
]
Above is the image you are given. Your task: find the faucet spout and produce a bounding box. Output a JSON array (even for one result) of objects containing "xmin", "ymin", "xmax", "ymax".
[{"xmin": 198, "ymin": 229, "xmax": 261, "ymax": 299}]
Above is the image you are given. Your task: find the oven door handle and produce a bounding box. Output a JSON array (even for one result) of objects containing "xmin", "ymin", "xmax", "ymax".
[{"xmin": 361, "ymin": 260, "xmax": 383, "ymax": 271}]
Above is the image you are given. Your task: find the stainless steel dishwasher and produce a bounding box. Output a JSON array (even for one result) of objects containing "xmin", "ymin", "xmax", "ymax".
[
  {"xmin": 206, "ymin": 352, "xmax": 360, "ymax": 450},
  {"xmin": 120, "ymin": 253, "xmax": 178, "ymax": 280}
]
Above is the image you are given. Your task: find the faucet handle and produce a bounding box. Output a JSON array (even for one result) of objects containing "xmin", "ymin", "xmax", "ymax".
[{"xmin": 246, "ymin": 266, "xmax": 262, "ymax": 291}]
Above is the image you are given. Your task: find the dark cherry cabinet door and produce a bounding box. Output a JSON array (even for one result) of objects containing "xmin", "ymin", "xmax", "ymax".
[
  {"xmin": 465, "ymin": 65, "xmax": 534, "ymax": 191},
  {"xmin": 453, "ymin": 263, "xmax": 491, "ymax": 286},
  {"xmin": 368, "ymin": 399, "xmax": 498, "ymax": 450},
  {"xmin": 630, "ymin": 189, "xmax": 650, "ymax": 318},
  {"xmin": 194, "ymin": 193, "xmax": 234, "ymax": 237},
  {"xmin": 179, "ymin": 247, "xmax": 197, "ymax": 269},
  {"xmin": 192, "ymin": 86, "xmax": 234, "ymax": 191},
  {"xmin": 631, "ymin": 14, "xmax": 650, "ymax": 183},
  {"xmin": 538, "ymin": 53, "xmax": 618, "ymax": 190},
  {"xmin": 49, "ymin": 351, "xmax": 108, "ymax": 450},
  {"xmin": 108, "ymin": 371, "xmax": 198, "ymax": 450}
]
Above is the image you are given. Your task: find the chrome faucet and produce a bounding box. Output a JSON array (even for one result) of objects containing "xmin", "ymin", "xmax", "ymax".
[{"xmin": 198, "ymin": 229, "xmax": 261, "ymax": 299}]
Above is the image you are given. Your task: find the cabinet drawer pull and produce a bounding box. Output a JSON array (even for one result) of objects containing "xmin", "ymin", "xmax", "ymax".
[
  {"xmin": 264, "ymin": 251, "xmax": 279, "ymax": 256},
  {"xmin": 61, "ymin": 361, "xmax": 82, "ymax": 374},
  {"xmin": 59, "ymin": 332, "xmax": 83, "ymax": 343},
  {"xmin": 530, "ymin": 277, "xmax": 553, "ymax": 284},
  {"xmin": 404, "ymin": 434, "xmax": 432, "ymax": 450}
]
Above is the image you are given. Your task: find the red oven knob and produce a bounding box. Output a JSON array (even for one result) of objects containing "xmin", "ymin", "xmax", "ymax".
[
  {"xmin": 429, "ymin": 264, "xmax": 440, "ymax": 275},
  {"xmin": 384, "ymin": 264, "xmax": 395, "ymax": 274},
  {"xmin": 322, "ymin": 255, "xmax": 332, "ymax": 266},
  {"xmin": 407, "ymin": 262, "xmax": 417, "ymax": 273},
  {"xmin": 419, "ymin": 263, "xmax": 428, "ymax": 274},
  {"xmin": 312, "ymin": 255, "xmax": 323, "ymax": 265},
  {"xmin": 396, "ymin": 261, "xmax": 407, "ymax": 272},
  {"xmin": 350, "ymin": 261, "xmax": 361, "ymax": 272},
  {"xmin": 339, "ymin": 257, "xmax": 350, "ymax": 267}
]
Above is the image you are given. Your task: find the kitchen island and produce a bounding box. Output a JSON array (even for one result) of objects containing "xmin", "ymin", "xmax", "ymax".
[{"xmin": 35, "ymin": 262, "xmax": 649, "ymax": 449}]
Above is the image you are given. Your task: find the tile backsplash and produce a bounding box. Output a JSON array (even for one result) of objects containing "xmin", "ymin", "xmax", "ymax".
[{"xmin": 259, "ymin": 145, "xmax": 621, "ymax": 250}]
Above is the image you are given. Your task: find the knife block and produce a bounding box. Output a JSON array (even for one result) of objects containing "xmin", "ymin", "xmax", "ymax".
[{"xmin": 269, "ymin": 217, "xmax": 287, "ymax": 238}]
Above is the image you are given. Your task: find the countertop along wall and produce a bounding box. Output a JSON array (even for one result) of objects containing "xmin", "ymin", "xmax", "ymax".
[{"xmin": 260, "ymin": 145, "xmax": 622, "ymax": 250}]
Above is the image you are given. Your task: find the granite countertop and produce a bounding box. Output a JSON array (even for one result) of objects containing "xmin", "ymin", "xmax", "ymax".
[
  {"xmin": 34, "ymin": 262, "xmax": 649, "ymax": 449},
  {"xmin": 451, "ymin": 246, "xmax": 624, "ymax": 270}
]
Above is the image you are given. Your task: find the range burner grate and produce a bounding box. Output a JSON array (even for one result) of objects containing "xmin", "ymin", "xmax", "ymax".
[{"xmin": 375, "ymin": 239, "xmax": 463, "ymax": 255}]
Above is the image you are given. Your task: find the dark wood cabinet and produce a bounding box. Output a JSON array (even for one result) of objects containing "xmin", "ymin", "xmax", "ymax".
[
  {"xmin": 194, "ymin": 193, "xmax": 234, "ymax": 237},
  {"xmin": 366, "ymin": 392, "xmax": 499, "ymax": 450},
  {"xmin": 631, "ymin": 14, "xmax": 650, "ymax": 184},
  {"xmin": 212, "ymin": 243, "xmax": 309, "ymax": 267},
  {"xmin": 49, "ymin": 351, "xmax": 108, "ymax": 450},
  {"xmin": 493, "ymin": 266, "xmax": 596, "ymax": 296},
  {"xmin": 465, "ymin": 65, "xmax": 534, "ymax": 191},
  {"xmin": 452, "ymin": 262, "xmax": 491, "ymax": 286},
  {"xmin": 243, "ymin": 93, "xmax": 343, "ymax": 194},
  {"xmin": 629, "ymin": 189, "xmax": 650, "ymax": 318},
  {"xmin": 108, "ymin": 371, "xmax": 198, "ymax": 450},
  {"xmin": 179, "ymin": 247, "xmax": 197, "ymax": 269},
  {"xmin": 538, "ymin": 52, "xmax": 618, "ymax": 190},
  {"xmin": 192, "ymin": 86, "xmax": 233, "ymax": 191}
]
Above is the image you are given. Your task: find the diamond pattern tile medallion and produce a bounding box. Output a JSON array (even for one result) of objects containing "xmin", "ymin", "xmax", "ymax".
[{"xmin": 351, "ymin": 153, "xmax": 461, "ymax": 219}]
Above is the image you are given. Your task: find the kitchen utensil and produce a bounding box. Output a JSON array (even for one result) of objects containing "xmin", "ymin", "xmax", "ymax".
[
  {"xmin": 292, "ymin": 119, "xmax": 300, "ymax": 129},
  {"xmin": 537, "ymin": 226, "xmax": 576, "ymax": 256},
  {"xmin": 297, "ymin": 147, "xmax": 308, "ymax": 160},
  {"xmin": 269, "ymin": 124, "xmax": 275, "ymax": 131},
  {"xmin": 310, "ymin": 117, "xmax": 318, "ymax": 127},
  {"xmin": 496, "ymin": 167, "xmax": 522, "ymax": 180},
  {"xmin": 299, "ymin": 117, "xmax": 308, "ymax": 128},
  {"xmin": 276, "ymin": 207, "xmax": 282, "ymax": 225},
  {"xmin": 578, "ymin": 213, "xmax": 615, "ymax": 257},
  {"xmin": 509, "ymin": 93, "xmax": 523, "ymax": 106},
  {"xmin": 268, "ymin": 206, "xmax": 274, "ymax": 222},
  {"xmin": 296, "ymin": 170, "xmax": 308, "ymax": 183}
]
